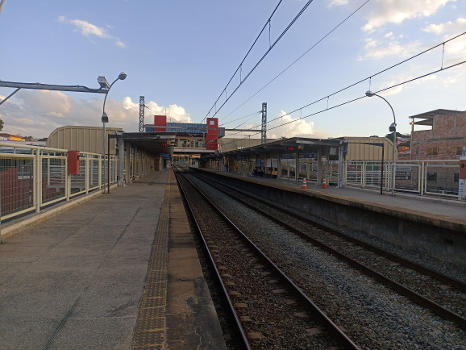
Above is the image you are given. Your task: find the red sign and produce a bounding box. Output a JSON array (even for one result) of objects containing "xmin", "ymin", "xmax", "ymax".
[
  {"xmin": 154, "ymin": 115, "xmax": 166, "ymax": 132},
  {"xmin": 206, "ymin": 117, "xmax": 218, "ymax": 150},
  {"xmin": 460, "ymin": 160, "xmax": 466, "ymax": 180}
]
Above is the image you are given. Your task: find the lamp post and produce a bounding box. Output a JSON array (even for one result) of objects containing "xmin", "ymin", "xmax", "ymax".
[
  {"xmin": 366, "ymin": 90, "xmax": 397, "ymax": 196},
  {"xmin": 100, "ymin": 72, "xmax": 127, "ymax": 193}
]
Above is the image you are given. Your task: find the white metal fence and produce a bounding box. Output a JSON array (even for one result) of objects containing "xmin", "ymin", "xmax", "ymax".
[
  {"xmin": 344, "ymin": 160, "xmax": 462, "ymax": 199},
  {"xmin": 276, "ymin": 158, "xmax": 463, "ymax": 199},
  {"xmin": 278, "ymin": 158, "xmax": 340, "ymax": 185},
  {"xmin": 0, "ymin": 142, "xmax": 118, "ymax": 222}
]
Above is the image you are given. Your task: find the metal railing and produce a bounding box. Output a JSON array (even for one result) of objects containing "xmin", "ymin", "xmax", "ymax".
[
  {"xmin": 0, "ymin": 142, "xmax": 118, "ymax": 222},
  {"xmin": 217, "ymin": 157, "xmax": 464, "ymax": 201},
  {"xmin": 278, "ymin": 158, "xmax": 340, "ymax": 185},
  {"xmin": 344, "ymin": 159, "xmax": 462, "ymax": 199}
]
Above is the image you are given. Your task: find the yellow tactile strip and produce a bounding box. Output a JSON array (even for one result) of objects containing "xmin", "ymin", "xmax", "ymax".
[{"xmin": 132, "ymin": 176, "xmax": 172, "ymax": 350}]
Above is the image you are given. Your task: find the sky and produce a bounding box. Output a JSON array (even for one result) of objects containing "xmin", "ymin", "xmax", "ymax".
[{"xmin": 0, "ymin": 0, "xmax": 465, "ymax": 139}]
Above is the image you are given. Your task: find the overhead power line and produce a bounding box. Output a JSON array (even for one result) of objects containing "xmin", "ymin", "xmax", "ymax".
[
  {"xmin": 220, "ymin": 110, "xmax": 261, "ymax": 127},
  {"xmin": 236, "ymin": 31, "xmax": 466, "ymax": 132},
  {"xmin": 203, "ymin": 0, "xmax": 283, "ymax": 122},
  {"xmin": 223, "ymin": 0, "xmax": 371, "ymax": 121},
  {"xmin": 203, "ymin": 0, "xmax": 315, "ymax": 121},
  {"xmin": 220, "ymin": 59, "xmax": 464, "ymax": 150},
  {"xmin": 268, "ymin": 31, "xmax": 466, "ymax": 126},
  {"xmin": 219, "ymin": 32, "xmax": 466, "ymax": 150},
  {"xmin": 257, "ymin": 60, "xmax": 466, "ymax": 136}
]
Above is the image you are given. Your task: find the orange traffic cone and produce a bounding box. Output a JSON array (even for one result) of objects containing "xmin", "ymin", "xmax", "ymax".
[
  {"xmin": 322, "ymin": 177, "xmax": 327, "ymax": 189},
  {"xmin": 301, "ymin": 177, "xmax": 307, "ymax": 190}
]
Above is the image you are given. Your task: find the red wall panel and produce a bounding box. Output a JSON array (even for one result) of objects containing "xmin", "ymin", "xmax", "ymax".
[
  {"xmin": 206, "ymin": 118, "xmax": 218, "ymax": 150},
  {"xmin": 154, "ymin": 115, "xmax": 167, "ymax": 132}
]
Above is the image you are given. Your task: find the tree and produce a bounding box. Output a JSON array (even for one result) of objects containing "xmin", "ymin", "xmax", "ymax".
[{"xmin": 385, "ymin": 131, "xmax": 404, "ymax": 143}]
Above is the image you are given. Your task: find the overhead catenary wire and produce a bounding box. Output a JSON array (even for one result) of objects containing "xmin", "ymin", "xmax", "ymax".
[
  {"xmin": 222, "ymin": 0, "xmax": 371, "ymax": 121},
  {"xmin": 203, "ymin": 0, "xmax": 315, "ymax": 121},
  {"xmin": 233, "ymin": 31, "xmax": 466, "ymax": 132},
  {"xmin": 203, "ymin": 0, "xmax": 284, "ymax": 122},
  {"xmin": 220, "ymin": 60, "xmax": 464, "ymax": 151},
  {"xmin": 219, "ymin": 49, "xmax": 466, "ymax": 150},
  {"xmin": 253, "ymin": 60, "xmax": 466, "ymax": 137},
  {"xmin": 220, "ymin": 110, "xmax": 261, "ymax": 127},
  {"xmin": 268, "ymin": 31, "xmax": 466, "ymax": 125}
]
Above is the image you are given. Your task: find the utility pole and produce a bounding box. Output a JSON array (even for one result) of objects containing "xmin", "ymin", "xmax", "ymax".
[
  {"xmin": 139, "ymin": 96, "xmax": 145, "ymax": 132},
  {"xmin": 261, "ymin": 102, "xmax": 267, "ymax": 144}
]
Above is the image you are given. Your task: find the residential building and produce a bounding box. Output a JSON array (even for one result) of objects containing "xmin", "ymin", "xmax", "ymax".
[{"xmin": 408, "ymin": 109, "xmax": 466, "ymax": 160}]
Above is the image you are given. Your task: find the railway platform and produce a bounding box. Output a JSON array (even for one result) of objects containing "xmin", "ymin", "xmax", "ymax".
[
  {"xmin": 199, "ymin": 168, "xmax": 466, "ymax": 229},
  {"xmin": 0, "ymin": 168, "xmax": 225, "ymax": 350},
  {"xmin": 196, "ymin": 168, "xmax": 465, "ymax": 283}
]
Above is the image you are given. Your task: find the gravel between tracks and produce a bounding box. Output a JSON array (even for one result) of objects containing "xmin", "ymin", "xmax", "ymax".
[
  {"xmin": 179, "ymin": 175, "xmax": 345, "ymax": 350},
  {"xmin": 207, "ymin": 174, "xmax": 466, "ymax": 283},
  {"xmin": 189, "ymin": 174, "xmax": 466, "ymax": 350},
  {"xmin": 203, "ymin": 175, "xmax": 466, "ymax": 319}
]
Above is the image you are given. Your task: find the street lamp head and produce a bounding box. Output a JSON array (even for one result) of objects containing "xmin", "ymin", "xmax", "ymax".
[
  {"xmin": 102, "ymin": 112, "xmax": 109, "ymax": 124},
  {"xmin": 365, "ymin": 90, "xmax": 375, "ymax": 97},
  {"xmin": 389, "ymin": 122, "xmax": 396, "ymax": 132},
  {"xmin": 97, "ymin": 76, "xmax": 110, "ymax": 89},
  {"xmin": 118, "ymin": 72, "xmax": 127, "ymax": 80}
]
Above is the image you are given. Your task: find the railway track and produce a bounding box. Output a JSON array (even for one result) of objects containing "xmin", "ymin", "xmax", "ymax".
[
  {"xmin": 176, "ymin": 171, "xmax": 361, "ymax": 350},
  {"xmin": 193, "ymin": 171, "xmax": 466, "ymax": 328}
]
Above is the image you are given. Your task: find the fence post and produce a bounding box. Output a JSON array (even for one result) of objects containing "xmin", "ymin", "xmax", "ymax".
[
  {"xmin": 420, "ymin": 160, "xmax": 425, "ymax": 196},
  {"xmin": 35, "ymin": 149, "xmax": 42, "ymax": 213},
  {"xmin": 85, "ymin": 155, "xmax": 89, "ymax": 194},
  {"xmin": 114, "ymin": 158, "xmax": 117, "ymax": 183},
  {"xmin": 98, "ymin": 155, "xmax": 102, "ymax": 189},
  {"xmin": 343, "ymin": 161, "xmax": 347, "ymax": 186},
  {"xmin": 65, "ymin": 157, "xmax": 69, "ymax": 201},
  {"xmin": 47, "ymin": 158, "xmax": 51, "ymax": 186},
  {"xmin": 362, "ymin": 161, "xmax": 366, "ymax": 187},
  {"xmin": 417, "ymin": 162, "xmax": 421, "ymax": 194},
  {"xmin": 32, "ymin": 151, "xmax": 37, "ymax": 210}
]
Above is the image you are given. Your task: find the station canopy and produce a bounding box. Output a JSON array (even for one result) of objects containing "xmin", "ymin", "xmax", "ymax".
[
  {"xmin": 117, "ymin": 132, "xmax": 175, "ymax": 155},
  {"xmin": 204, "ymin": 137, "xmax": 346, "ymax": 159}
]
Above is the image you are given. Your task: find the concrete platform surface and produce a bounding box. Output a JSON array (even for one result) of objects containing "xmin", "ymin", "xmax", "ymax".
[
  {"xmin": 200, "ymin": 169, "xmax": 466, "ymax": 229},
  {"xmin": 132, "ymin": 170, "xmax": 226, "ymax": 350},
  {"xmin": 166, "ymin": 171, "xmax": 226, "ymax": 350},
  {"xmin": 0, "ymin": 170, "xmax": 169, "ymax": 349}
]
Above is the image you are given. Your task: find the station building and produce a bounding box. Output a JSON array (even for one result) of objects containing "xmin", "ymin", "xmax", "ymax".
[{"xmin": 144, "ymin": 115, "xmax": 226, "ymax": 167}]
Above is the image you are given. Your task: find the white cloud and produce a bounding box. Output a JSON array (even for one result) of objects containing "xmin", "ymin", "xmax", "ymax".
[
  {"xmin": 359, "ymin": 37, "xmax": 422, "ymax": 60},
  {"xmin": 69, "ymin": 19, "xmax": 107, "ymax": 37},
  {"xmin": 423, "ymin": 18, "xmax": 466, "ymax": 62},
  {"xmin": 374, "ymin": 65, "xmax": 438, "ymax": 97},
  {"xmin": 267, "ymin": 110, "xmax": 322, "ymax": 139},
  {"xmin": 0, "ymin": 91, "xmax": 191, "ymax": 138},
  {"xmin": 58, "ymin": 16, "xmax": 126, "ymax": 48},
  {"xmin": 328, "ymin": 0, "xmax": 349, "ymax": 7},
  {"xmin": 361, "ymin": 0, "xmax": 455, "ymax": 32},
  {"xmin": 115, "ymin": 40, "xmax": 126, "ymax": 48},
  {"xmin": 440, "ymin": 68, "xmax": 466, "ymax": 86},
  {"xmin": 423, "ymin": 17, "xmax": 466, "ymax": 35},
  {"xmin": 121, "ymin": 97, "xmax": 192, "ymax": 124}
]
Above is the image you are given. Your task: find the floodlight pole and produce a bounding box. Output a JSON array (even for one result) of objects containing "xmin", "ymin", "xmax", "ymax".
[
  {"xmin": 0, "ymin": 88, "xmax": 20, "ymax": 106},
  {"xmin": 0, "ymin": 80, "xmax": 108, "ymax": 107},
  {"xmin": 101, "ymin": 73, "xmax": 127, "ymax": 193},
  {"xmin": 0, "ymin": 78, "xmax": 111, "ymax": 241},
  {"xmin": 366, "ymin": 91, "xmax": 397, "ymax": 196}
]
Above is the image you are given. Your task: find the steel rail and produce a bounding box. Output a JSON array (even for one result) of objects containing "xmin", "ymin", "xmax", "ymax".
[
  {"xmin": 195, "ymin": 171, "xmax": 465, "ymax": 291},
  {"xmin": 194, "ymin": 171, "xmax": 466, "ymax": 328},
  {"xmin": 177, "ymin": 171, "xmax": 362, "ymax": 350},
  {"xmin": 175, "ymin": 172, "xmax": 251, "ymax": 350}
]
